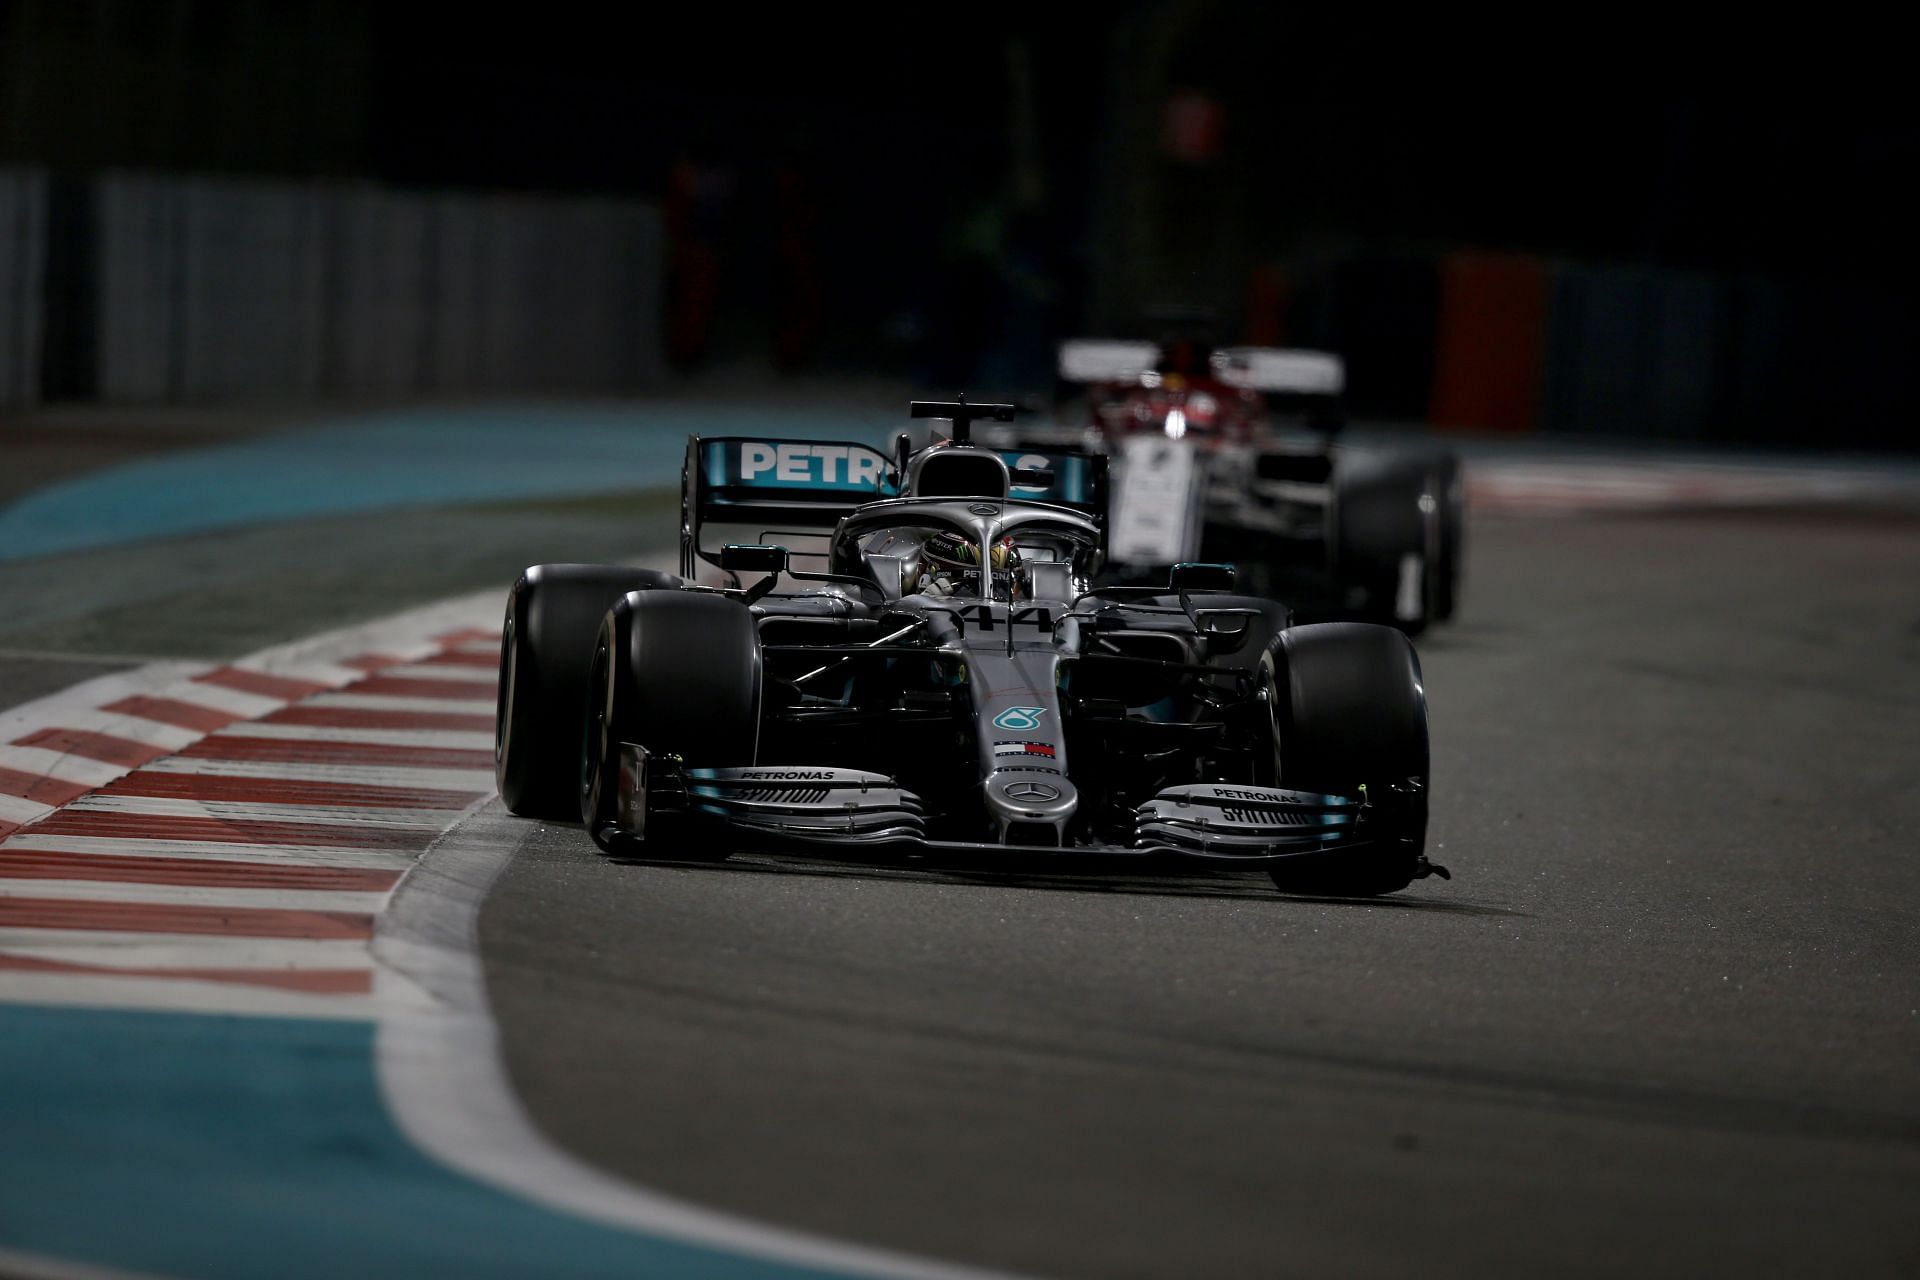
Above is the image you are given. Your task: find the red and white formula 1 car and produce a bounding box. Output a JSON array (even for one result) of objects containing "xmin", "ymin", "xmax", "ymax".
[{"xmin": 982, "ymin": 338, "xmax": 1463, "ymax": 633}]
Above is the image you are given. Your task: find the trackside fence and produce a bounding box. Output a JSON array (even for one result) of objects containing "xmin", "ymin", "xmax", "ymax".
[
  {"xmin": 1269, "ymin": 251, "xmax": 1918, "ymax": 452},
  {"xmin": 3, "ymin": 169, "xmax": 664, "ymax": 404},
  {"xmin": 0, "ymin": 171, "xmax": 47, "ymax": 407}
]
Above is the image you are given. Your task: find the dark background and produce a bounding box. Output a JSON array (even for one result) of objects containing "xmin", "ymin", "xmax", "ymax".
[{"xmin": 3, "ymin": 1, "xmax": 1914, "ymax": 445}]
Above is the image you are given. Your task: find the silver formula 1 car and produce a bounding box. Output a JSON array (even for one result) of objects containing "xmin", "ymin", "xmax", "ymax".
[{"xmin": 494, "ymin": 399, "xmax": 1448, "ymax": 896}]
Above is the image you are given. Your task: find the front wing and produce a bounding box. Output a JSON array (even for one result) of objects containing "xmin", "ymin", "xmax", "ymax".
[{"xmin": 597, "ymin": 748, "xmax": 1426, "ymax": 869}]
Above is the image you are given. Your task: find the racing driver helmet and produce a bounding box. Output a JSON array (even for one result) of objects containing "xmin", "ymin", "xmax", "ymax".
[{"xmin": 920, "ymin": 529, "xmax": 1024, "ymax": 600}]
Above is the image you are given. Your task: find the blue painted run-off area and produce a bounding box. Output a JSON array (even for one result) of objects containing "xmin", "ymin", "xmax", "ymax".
[
  {"xmin": 0, "ymin": 1005, "xmax": 849, "ymax": 1279},
  {"xmin": 0, "ymin": 403, "xmax": 905, "ymax": 563}
]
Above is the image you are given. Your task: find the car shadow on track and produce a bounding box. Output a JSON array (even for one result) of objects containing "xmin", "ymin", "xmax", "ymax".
[{"xmin": 605, "ymin": 850, "xmax": 1525, "ymax": 917}]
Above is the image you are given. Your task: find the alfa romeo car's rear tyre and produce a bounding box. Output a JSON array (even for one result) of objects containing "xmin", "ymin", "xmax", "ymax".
[
  {"xmin": 1268, "ymin": 621, "xmax": 1430, "ymax": 896},
  {"xmin": 495, "ymin": 564, "xmax": 681, "ymax": 819},
  {"xmin": 583, "ymin": 590, "xmax": 762, "ymax": 858},
  {"xmin": 1333, "ymin": 454, "xmax": 1431, "ymax": 636}
]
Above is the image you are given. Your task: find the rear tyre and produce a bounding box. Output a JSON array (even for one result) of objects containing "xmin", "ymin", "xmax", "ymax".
[
  {"xmin": 1267, "ymin": 622, "xmax": 1429, "ymax": 896},
  {"xmin": 496, "ymin": 564, "xmax": 682, "ymax": 819},
  {"xmin": 1334, "ymin": 454, "xmax": 1431, "ymax": 636},
  {"xmin": 582, "ymin": 590, "xmax": 762, "ymax": 859}
]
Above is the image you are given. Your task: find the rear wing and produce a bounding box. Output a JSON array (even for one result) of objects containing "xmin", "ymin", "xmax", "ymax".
[
  {"xmin": 1209, "ymin": 347, "xmax": 1344, "ymax": 395},
  {"xmin": 681, "ymin": 437, "xmax": 898, "ymax": 575},
  {"xmin": 997, "ymin": 446, "xmax": 1108, "ymax": 517},
  {"xmin": 898, "ymin": 427, "xmax": 1109, "ymax": 518},
  {"xmin": 683, "ymin": 434, "xmax": 1112, "ymax": 576},
  {"xmin": 1058, "ymin": 339, "xmax": 1160, "ymax": 384},
  {"xmin": 1057, "ymin": 338, "xmax": 1345, "ymax": 396}
]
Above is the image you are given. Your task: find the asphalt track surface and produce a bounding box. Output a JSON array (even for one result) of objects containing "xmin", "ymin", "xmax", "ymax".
[
  {"xmin": 482, "ymin": 506, "xmax": 1920, "ymax": 1278},
  {"xmin": 3, "ymin": 421, "xmax": 1917, "ymax": 1277}
]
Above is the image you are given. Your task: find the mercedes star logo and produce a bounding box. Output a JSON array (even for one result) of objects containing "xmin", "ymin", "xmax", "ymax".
[{"xmin": 1005, "ymin": 781, "xmax": 1061, "ymax": 802}]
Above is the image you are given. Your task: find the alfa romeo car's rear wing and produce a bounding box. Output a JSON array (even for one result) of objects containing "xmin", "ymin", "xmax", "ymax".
[
  {"xmin": 1209, "ymin": 347, "xmax": 1344, "ymax": 396},
  {"xmin": 680, "ymin": 435, "xmax": 1110, "ymax": 576},
  {"xmin": 1057, "ymin": 340, "xmax": 1347, "ymax": 435},
  {"xmin": 1057, "ymin": 339, "xmax": 1345, "ymax": 396}
]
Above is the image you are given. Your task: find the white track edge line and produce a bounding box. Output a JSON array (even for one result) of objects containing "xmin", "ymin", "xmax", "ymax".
[
  {"xmin": 373, "ymin": 803, "xmax": 1014, "ymax": 1280},
  {"xmin": 0, "ymin": 569, "xmax": 1017, "ymax": 1276}
]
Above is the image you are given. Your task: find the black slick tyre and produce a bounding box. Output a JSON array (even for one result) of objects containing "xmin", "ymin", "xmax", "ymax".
[
  {"xmin": 1333, "ymin": 454, "xmax": 1431, "ymax": 636},
  {"xmin": 582, "ymin": 590, "xmax": 762, "ymax": 858},
  {"xmin": 1267, "ymin": 621, "xmax": 1430, "ymax": 896},
  {"xmin": 495, "ymin": 564, "xmax": 681, "ymax": 819}
]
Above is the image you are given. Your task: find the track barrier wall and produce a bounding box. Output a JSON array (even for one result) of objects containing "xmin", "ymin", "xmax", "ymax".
[
  {"xmin": 0, "ymin": 170, "xmax": 47, "ymax": 407},
  {"xmin": 6, "ymin": 169, "xmax": 664, "ymax": 404},
  {"xmin": 1259, "ymin": 251, "xmax": 1918, "ymax": 452},
  {"xmin": 6, "ymin": 164, "xmax": 1914, "ymax": 452},
  {"xmin": 1539, "ymin": 264, "xmax": 1723, "ymax": 440},
  {"xmin": 1427, "ymin": 252, "xmax": 1548, "ymax": 435}
]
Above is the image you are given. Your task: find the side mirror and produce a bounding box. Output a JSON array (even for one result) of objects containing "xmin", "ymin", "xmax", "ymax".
[
  {"xmin": 719, "ymin": 544, "xmax": 789, "ymax": 575},
  {"xmin": 1169, "ymin": 562, "xmax": 1236, "ymax": 594}
]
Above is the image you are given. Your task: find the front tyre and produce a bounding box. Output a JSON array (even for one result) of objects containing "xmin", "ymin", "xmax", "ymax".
[
  {"xmin": 1268, "ymin": 621, "xmax": 1430, "ymax": 896},
  {"xmin": 582, "ymin": 590, "xmax": 762, "ymax": 859}
]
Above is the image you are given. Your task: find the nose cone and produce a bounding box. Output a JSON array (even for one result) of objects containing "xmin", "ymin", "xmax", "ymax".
[{"xmin": 985, "ymin": 770, "xmax": 1079, "ymax": 841}]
